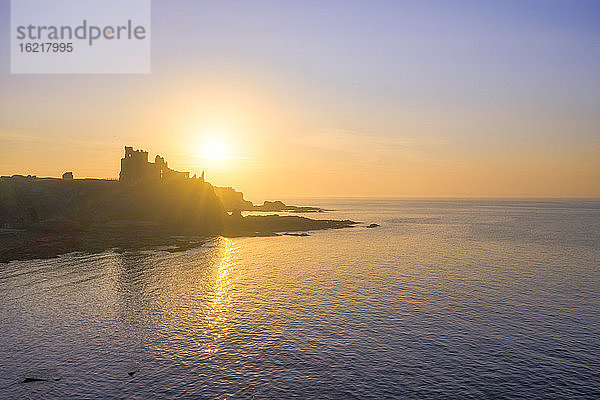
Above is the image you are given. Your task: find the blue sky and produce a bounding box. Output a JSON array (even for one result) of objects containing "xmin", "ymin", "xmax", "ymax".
[{"xmin": 0, "ymin": 0, "xmax": 599, "ymax": 197}]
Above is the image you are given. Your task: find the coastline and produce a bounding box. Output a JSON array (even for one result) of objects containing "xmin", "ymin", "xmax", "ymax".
[
  {"xmin": 0, "ymin": 169, "xmax": 359, "ymax": 263},
  {"xmin": 0, "ymin": 216, "xmax": 357, "ymax": 263}
]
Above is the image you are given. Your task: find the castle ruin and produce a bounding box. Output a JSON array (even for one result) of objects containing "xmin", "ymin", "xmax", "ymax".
[{"xmin": 119, "ymin": 146, "xmax": 204, "ymax": 184}]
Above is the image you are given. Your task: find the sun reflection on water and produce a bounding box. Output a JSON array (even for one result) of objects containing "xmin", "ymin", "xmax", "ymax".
[{"xmin": 204, "ymin": 238, "xmax": 237, "ymax": 355}]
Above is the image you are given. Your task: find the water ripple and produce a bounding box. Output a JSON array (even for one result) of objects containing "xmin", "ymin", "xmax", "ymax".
[{"xmin": 0, "ymin": 200, "xmax": 599, "ymax": 398}]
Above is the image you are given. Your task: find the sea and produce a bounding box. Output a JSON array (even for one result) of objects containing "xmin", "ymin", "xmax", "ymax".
[{"xmin": 0, "ymin": 199, "xmax": 599, "ymax": 399}]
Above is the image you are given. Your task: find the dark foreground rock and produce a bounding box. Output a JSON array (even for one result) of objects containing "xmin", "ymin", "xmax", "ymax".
[
  {"xmin": 251, "ymin": 201, "xmax": 327, "ymax": 213},
  {"xmin": 224, "ymin": 215, "xmax": 356, "ymax": 237},
  {"xmin": 0, "ymin": 176, "xmax": 355, "ymax": 263},
  {"xmin": 0, "ymin": 223, "xmax": 209, "ymax": 263},
  {"xmin": 366, "ymin": 223, "xmax": 380, "ymax": 228},
  {"xmin": 0, "ymin": 215, "xmax": 357, "ymax": 263},
  {"xmin": 213, "ymin": 188, "xmax": 329, "ymax": 213}
]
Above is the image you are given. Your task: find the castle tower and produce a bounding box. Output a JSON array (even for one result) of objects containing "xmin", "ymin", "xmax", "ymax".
[{"xmin": 119, "ymin": 146, "xmax": 193, "ymax": 184}]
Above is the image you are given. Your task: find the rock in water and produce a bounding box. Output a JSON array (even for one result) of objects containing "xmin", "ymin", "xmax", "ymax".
[
  {"xmin": 366, "ymin": 223, "xmax": 380, "ymax": 228},
  {"xmin": 21, "ymin": 377, "xmax": 48, "ymax": 383}
]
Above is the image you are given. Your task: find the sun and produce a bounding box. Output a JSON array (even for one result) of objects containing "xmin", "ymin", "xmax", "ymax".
[{"xmin": 200, "ymin": 137, "xmax": 228, "ymax": 160}]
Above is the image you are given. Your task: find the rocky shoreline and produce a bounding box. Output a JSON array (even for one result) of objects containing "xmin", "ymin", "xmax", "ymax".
[
  {"xmin": 0, "ymin": 215, "xmax": 357, "ymax": 263},
  {"xmin": 0, "ymin": 169, "xmax": 357, "ymax": 263}
]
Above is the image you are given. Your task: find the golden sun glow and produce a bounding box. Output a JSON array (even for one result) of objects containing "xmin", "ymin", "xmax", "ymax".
[{"xmin": 200, "ymin": 137, "xmax": 229, "ymax": 160}]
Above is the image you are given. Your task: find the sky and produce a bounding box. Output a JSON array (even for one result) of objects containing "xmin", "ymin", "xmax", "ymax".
[{"xmin": 1, "ymin": 0, "xmax": 599, "ymax": 200}]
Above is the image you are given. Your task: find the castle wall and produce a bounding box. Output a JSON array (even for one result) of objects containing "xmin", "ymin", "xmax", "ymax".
[{"xmin": 119, "ymin": 146, "xmax": 193, "ymax": 184}]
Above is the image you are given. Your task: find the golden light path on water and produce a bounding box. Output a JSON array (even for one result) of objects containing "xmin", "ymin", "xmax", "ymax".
[{"xmin": 203, "ymin": 238, "xmax": 237, "ymax": 355}]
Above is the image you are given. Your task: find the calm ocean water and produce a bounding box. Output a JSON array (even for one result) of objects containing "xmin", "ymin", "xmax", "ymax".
[{"xmin": 1, "ymin": 199, "xmax": 599, "ymax": 399}]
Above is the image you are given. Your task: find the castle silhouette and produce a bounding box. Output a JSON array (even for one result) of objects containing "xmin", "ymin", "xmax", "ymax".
[{"xmin": 119, "ymin": 146, "xmax": 204, "ymax": 184}]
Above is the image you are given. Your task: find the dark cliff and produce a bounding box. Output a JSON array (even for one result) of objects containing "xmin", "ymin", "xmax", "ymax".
[{"xmin": 0, "ymin": 176, "xmax": 224, "ymax": 234}]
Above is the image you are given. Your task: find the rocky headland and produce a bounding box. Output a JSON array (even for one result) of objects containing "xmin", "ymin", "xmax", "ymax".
[{"xmin": 0, "ymin": 147, "xmax": 356, "ymax": 262}]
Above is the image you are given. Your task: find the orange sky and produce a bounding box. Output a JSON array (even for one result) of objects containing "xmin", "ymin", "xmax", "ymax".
[{"xmin": 1, "ymin": 78, "xmax": 598, "ymax": 200}]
